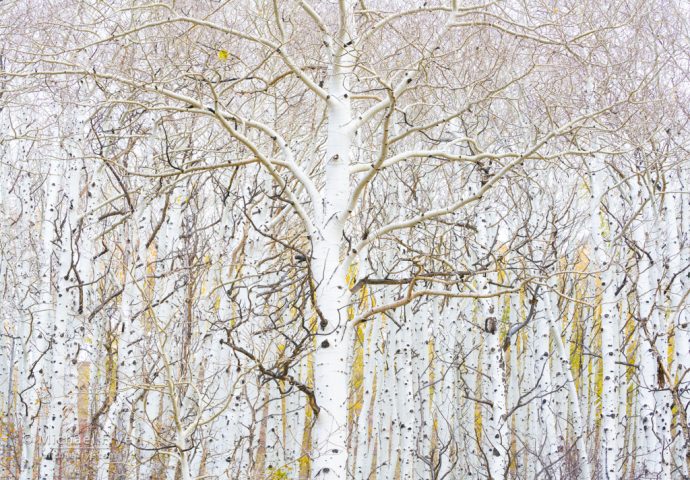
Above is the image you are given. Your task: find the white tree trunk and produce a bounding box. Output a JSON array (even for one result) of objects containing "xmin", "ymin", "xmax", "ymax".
[
  {"xmin": 310, "ymin": 19, "xmax": 355, "ymax": 475},
  {"xmin": 545, "ymin": 291, "xmax": 592, "ymax": 479},
  {"xmin": 590, "ymin": 159, "xmax": 621, "ymax": 479}
]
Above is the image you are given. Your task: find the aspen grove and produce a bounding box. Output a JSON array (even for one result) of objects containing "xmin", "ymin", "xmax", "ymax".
[{"xmin": 1, "ymin": 0, "xmax": 689, "ymax": 479}]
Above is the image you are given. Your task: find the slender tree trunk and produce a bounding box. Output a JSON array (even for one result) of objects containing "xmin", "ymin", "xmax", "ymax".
[
  {"xmin": 633, "ymin": 180, "xmax": 669, "ymax": 478},
  {"xmin": 590, "ymin": 159, "xmax": 621, "ymax": 479},
  {"xmin": 545, "ymin": 291, "xmax": 592, "ymax": 479},
  {"xmin": 354, "ymin": 282, "xmax": 378, "ymax": 479},
  {"xmin": 96, "ymin": 202, "xmax": 149, "ymax": 480},
  {"xmin": 39, "ymin": 160, "xmax": 70, "ymax": 480},
  {"xmin": 664, "ymin": 170, "xmax": 690, "ymax": 474},
  {"xmin": 534, "ymin": 296, "xmax": 557, "ymax": 476},
  {"xmin": 482, "ymin": 293, "xmax": 508, "ymax": 479}
]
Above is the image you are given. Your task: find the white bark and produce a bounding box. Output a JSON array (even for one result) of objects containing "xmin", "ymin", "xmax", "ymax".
[
  {"xmin": 533, "ymin": 294, "xmax": 557, "ymax": 476},
  {"xmin": 310, "ymin": 14, "xmax": 356, "ymax": 475},
  {"xmin": 38, "ymin": 160, "xmax": 68, "ymax": 480},
  {"xmin": 545, "ymin": 291, "xmax": 592, "ymax": 479},
  {"xmin": 633, "ymin": 180, "xmax": 670, "ymax": 478},
  {"xmin": 590, "ymin": 158, "xmax": 621, "ymax": 479}
]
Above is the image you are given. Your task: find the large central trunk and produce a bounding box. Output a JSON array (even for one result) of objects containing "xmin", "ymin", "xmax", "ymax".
[
  {"xmin": 311, "ymin": 255, "xmax": 351, "ymax": 479},
  {"xmin": 310, "ymin": 62, "xmax": 353, "ymax": 478}
]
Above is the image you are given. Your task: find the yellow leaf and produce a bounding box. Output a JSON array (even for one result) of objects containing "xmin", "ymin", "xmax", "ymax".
[{"xmin": 218, "ymin": 49, "xmax": 229, "ymax": 61}]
